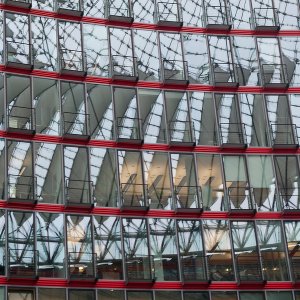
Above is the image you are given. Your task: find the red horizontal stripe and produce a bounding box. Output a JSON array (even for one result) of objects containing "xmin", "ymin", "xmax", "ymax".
[
  {"xmin": 0, "ymin": 276, "xmax": 297, "ymax": 290},
  {"xmin": 0, "ymin": 200, "xmax": 299, "ymax": 219}
]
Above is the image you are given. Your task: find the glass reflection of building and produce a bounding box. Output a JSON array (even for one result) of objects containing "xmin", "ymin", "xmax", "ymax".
[{"xmin": 0, "ymin": 0, "xmax": 300, "ymax": 299}]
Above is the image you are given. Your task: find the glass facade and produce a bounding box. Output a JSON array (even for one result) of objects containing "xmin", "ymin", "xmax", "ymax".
[{"xmin": 0, "ymin": 0, "xmax": 300, "ymax": 299}]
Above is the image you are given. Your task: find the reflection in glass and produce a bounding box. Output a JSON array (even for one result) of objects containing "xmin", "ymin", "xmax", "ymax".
[
  {"xmin": 149, "ymin": 218, "xmax": 179, "ymax": 281},
  {"xmin": 94, "ymin": 216, "xmax": 123, "ymax": 279},
  {"xmin": 36, "ymin": 213, "xmax": 64, "ymax": 277},
  {"xmin": 203, "ymin": 220, "xmax": 234, "ymax": 281},
  {"xmin": 197, "ymin": 154, "xmax": 225, "ymax": 211}
]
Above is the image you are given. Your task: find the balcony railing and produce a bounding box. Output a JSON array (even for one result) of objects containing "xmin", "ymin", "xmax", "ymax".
[
  {"xmin": 270, "ymin": 123, "xmax": 298, "ymax": 148},
  {"xmin": 56, "ymin": 0, "xmax": 83, "ymax": 16},
  {"xmin": 147, "ymin": 186, "xmax": 172, "ymax": 209},
  {"xmin": 253, "ymin": 8, "xmax": 280, "ymax": 31},
  {"xmin": 204, "ymin": 5, "xmax": 232, "ymax": 30},
  {"xmin": 261, "ymin": 63, "xmax": 288, "ymax": 88},
  {"xmin": 6, "ymin": 41, "xmax": 33, "ymax": 69},
  {"xmin": 174, "ymin": 185, "xmax": 202, "ymax": 213},
  {"xmin": 59, "ymin": 49, "xmax": 87, "ymax": 77},
  {"xmin": 155, "ymin": 2, "xmax": 183, "ymax": 27},
  {"xmin": 7, "ymin": 105, "xmax": 35, "ymax": 134},
  {"xmin": 4, "ymin": 0, "xmax": 31, "ymax": 8},
  {"xmin": 181, "ymin": 255, "xmax": 210, "ymax": 283},
  {"xmin": 8, "ymin": 175, "xmax": 37, "ymax": 204},
  {"xmin": 227, "ymin": 186, "xmax": 256, "ymax": 213},
  {"xmin": 117, "ymin": 117, "xmax": 142, "ymax": 144},
  {"xmin": 120, "ymin": 183, "xmax": 148, "ymax": 211},
  {"xmin": 219, "ymin": 122, "xmax": 247, "ymax": 148},
  {"xmin": 7, "ymin": 248, "xmax": 38, "ymax": 279},
  {"xmin": 162, "ymin": 59, "xmax": 189, "ymax": 85},
  {"xmin": 65, "ymin": 179, "xmax": 95, "ymax": 207},
  {"xmin": 125, "ymin": 255, "xmax": 155, "ymax": 282},
  {"xmin": 111, "ymin": 55, "xmax": 138, "ymax": 81},
  {"xmin": 169, "ymin": 120, "xmax": 195, "ymax": 146},
  {"xmin": 68, "ymin": 252, "xmax": 97, "ymax": 280},
  {"xmin": 211, "ymin": 62, "xmax": 238, "ymax": 87},
  {"xmin": 62, "ymin": 111, "xmax": 90, "ymax": 140},
  {"xmin": 235, "ymin": 253, "xmax": 264, "ymax": 284},
  {"xmin": 105, "ymin": 0, "xmax": 133, "ymax": 23},
  {"xmin": 280, "ymin": 188, "xmax": 300, "ymax": 211}
]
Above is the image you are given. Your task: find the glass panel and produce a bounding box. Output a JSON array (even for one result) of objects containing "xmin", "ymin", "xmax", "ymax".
[
  {"xmin": 281, "ymin": 38, "xmax": 300, "ymax": 87},
  {"xmin": 61, "ymin": 82, "xmax": 88, "ymax": 137},
  {"xmin": 155, "ymin": 291, "xmax": 181, "ymax": 300},
  {"xmin": 223, "ymin": 156, "xmax": 252, "ymax": 211},
  {"xmin": 211, "ymin": 291, "xmax": 238, "ymax": 300},
  {"xmin": 284, "ymin": 221, "xmax": 300, "ymax": 281},
  {"xmin": 181, "ymin": 0, "xmax": 203, "ymax": 27},
  {"xmin": 190, "ymin": 92, "xmax": 218, "ymax": 146},
  {"xmin": 170, "ymin": 153, "xmax": 200, "ymax": 210},
  {"xmin": 94, "ymin": 216, "xmax": 123, "ymax": 279},
  {"xmin": 39, "ymin": 288, "xmax": 65, "ymax": 300},
  {"xmin": 265, "ymin": 95, "xmax": 295, "ymax": 146},
  {"xmin": 87, "ymin": 84, "xmax": 113, "ymax": 140},
  {"xmin": 6, "ymin": 75, "xmax": 33, "ymax": 132},
  {"xmin": 165, "ymin": 92, "xmax": 193, "ymax": 145},
  {"xmin": 118, "ymin": 150, "xmax": 145, "ymax": 208},
  {"xmin": 266, "ymin": 292, "xmax": 293, "ymax": 300},
  {"xmin": 248, "ymin": 156, "xmax": 277, "ymax": 211},
  {"xmin": 160, "ymin": 33, "xmax": 185, "ymax": 82},
  {"xmin": 0, "ymin": 140, "xmax": 5, "ymax": 199},
  {"xmin": 203, "ymin": 220, "xmax": 235, "ymax": 281},
  {"xmin": 84, "ymin": 0, "xmax": 104, "ymax": 17},
  {"xmin": 35, "ymin": 143, "xmax": 62, "ymax": 204},
  {"xmin": 138, "ymin": 89, "xmax": 167, "ymax": 144},
  {"xmin": 240, "ymin": 94, "xmax": 269, "ymax": 147},
  {"xmin": 36, "ymin": 213, "xmax": 64, "ymax": 278},
  {"xmin": 58, "ymin": 21, "xmax": 82, "ymax": 54},
  {"xmin": 127, "ymin": 291, "xmax": 153, "ymax": 300},
  {"xmin": 8, "ymin": 289, "xmax": 34, "ymax": 300},
  {"xmin": 66, "ymin": 215, "xmax": 93, "ymax": 279},
  {"xmin": 7, "ymin": 211, "xmax": 36, "ymax": 277},
  {"xmin": 133, "ymin": 0, "xmax": 154, "ymax": 23},
  {"xmin": 208, "ymin": 36, "xmax": 235, "ymax": 85},
  {"xmin": 114, "ymin": 88, "xmax": 140, "ymax": 141},
  {"xmin": 122, "ymin": 218, "xmax": 152, "ymax": 281},
  {"xmin": 274, "ymin": 156, "xmax": 300, "ymax": 210},
  {"xmin": 232, "ymin": 37, "xmax": 260, "ymax": 85},
  {"xmin": 197, "ymin": 154, "xmax": 225, "ymax": 211},
  {"xmin": 32, "ymin": 16, "xmax": 57, "ymax": 71},
  {"xmin": 143, "ymin": 151, "xmax": 172, "ymax": 210},
  {"xmin": 98, "ymin": 290, "xmax": 125, "ymax": 300},
  {"xmin": 149, "ymin": 218, "xmax": 179, "ymax": 281},
  {"xmin": 228, "ymin": 0, "xmax": 251, "ymax": 28},
  {"xmin": 215, "ymin": 94, "xmax": 245, "ymax": 145},
  {"xmin": 0, "ymin": 210, "xmax": 5, "ymax": 275},
  {"xmin": 7, "ymin": 140, "xmax": 34, "ymax": 202},
  {"xmin": 257, "ymin": 220, "xmax": 289, "ymax": 281},
  {"xmin": 32, "ymin": 0, "xmax": 54, "ymax": 10},
  {"xmin": 64, "ymin": 146, "xmax": 91, "ymax": 205},
  {"xmin": 177, "ymin": 220, "xmax": 207, "ymax": 281},
  {"xmin": 134, "ymin": 29, "xmax": 160, "ymax": 81},
  {"xmin": 69, "ymin": 290, "xmax": 95, "ymax": 300},
  {"xmin": 109, "ymin": 28, "xmax": 135, "ymax": 77},
  {"xmin": 5, "ymin": 13, "xmax": 31, "ymax": 66},
  {"xmin": 231, "ymin": 221, "xmax": 262, "ymax": 282},
  {"xmin": 290, "ymin": 94, "xmax": 300, "ymax": 143},
  {"xmin": 239, "ymin": 292, "xmax": 265, "ymax": 300},
  {"xmin": 90, "ymin": 148, "xmax": 118, "ymax": 207},
  {"xmin": 183, "ymin": 292, "xmax": 209, "ymax": 300},
  {"xmin": 273, "ymin": 0, "xmax": 299, "ymax": 29},
  {"xmin": 83, "ymin": 24, "xmax": 109, "ymax": 77},
  {"xmin": 183, "ymin": 34, "xmax": 209, "ymax": 84},
  {"xmin": 33, "ymin": 78, "xmax": 60, "ymax": 136}
]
